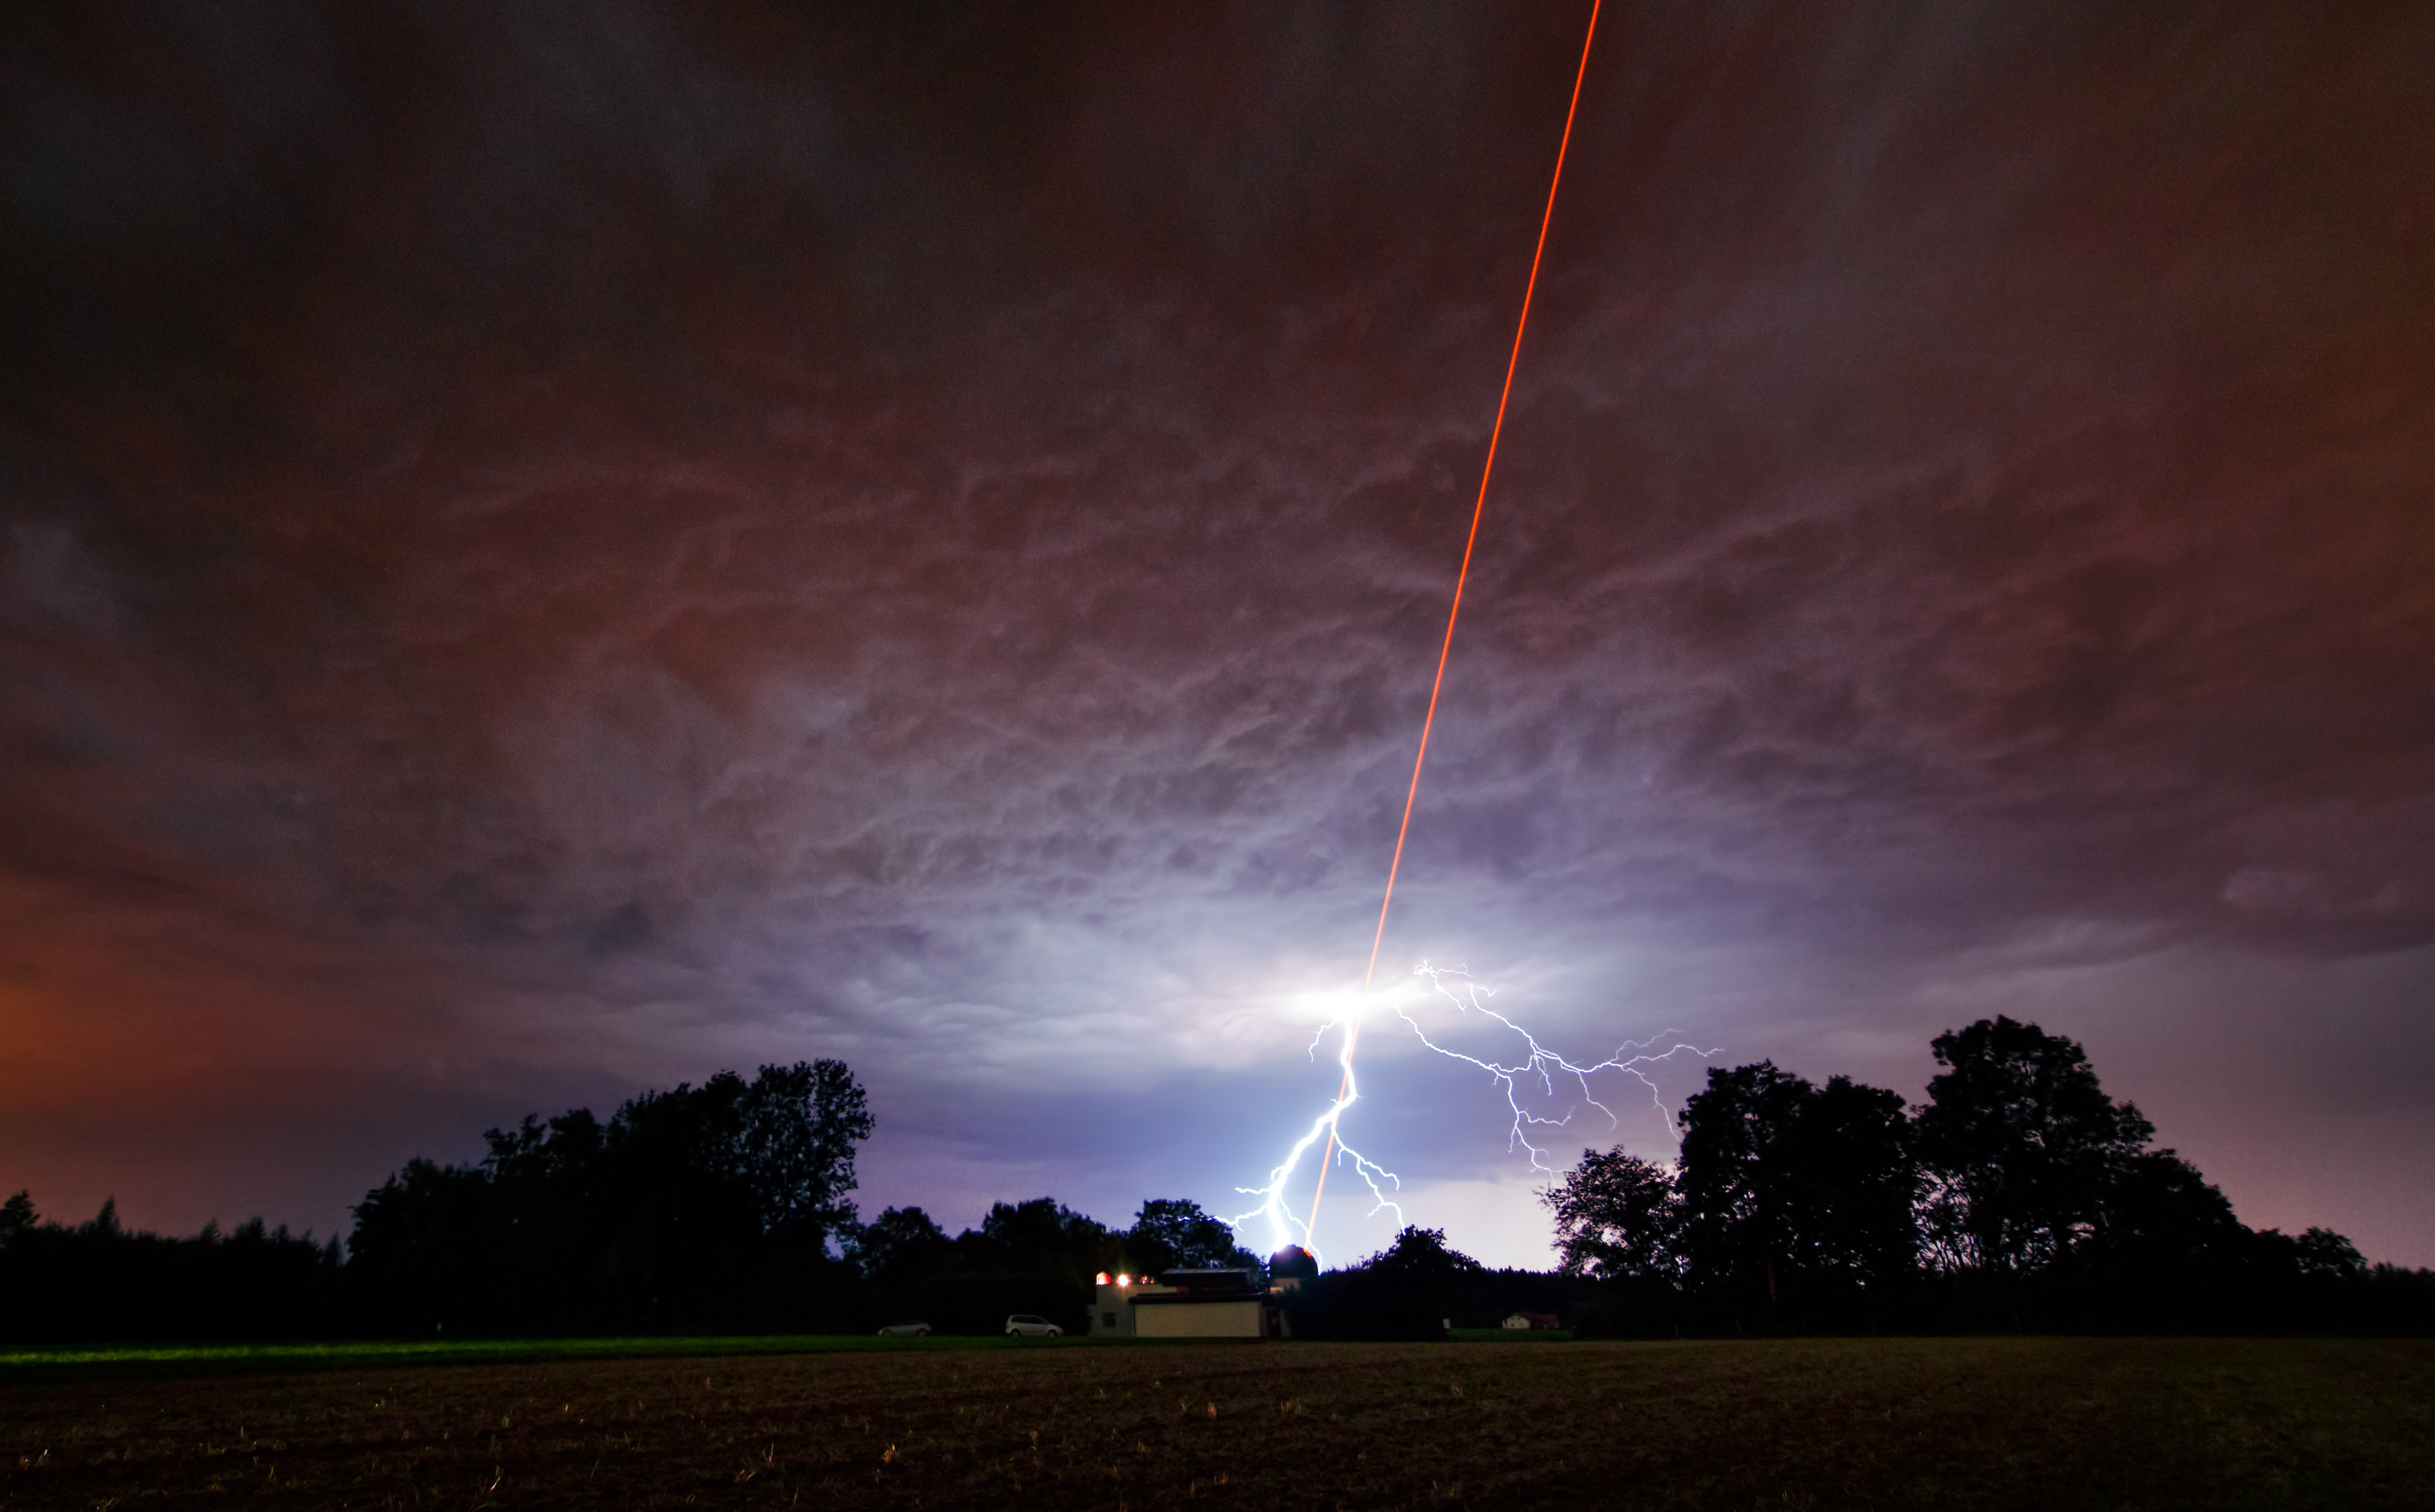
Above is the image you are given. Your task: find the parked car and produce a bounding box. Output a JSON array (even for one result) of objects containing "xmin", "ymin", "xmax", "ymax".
[
  {"xmin": 1004, "ymin": 1314, "xmax": 1063, "ymax": 1337},
  {"xmin": 875, "ymin": 1322, "xmax": 931, "ymax": 1337}
]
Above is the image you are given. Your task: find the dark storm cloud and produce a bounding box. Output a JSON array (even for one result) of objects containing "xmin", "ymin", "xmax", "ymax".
[{"xmin": 4, "ymin": 2, "xmax": 2431, "ymax": 1263}]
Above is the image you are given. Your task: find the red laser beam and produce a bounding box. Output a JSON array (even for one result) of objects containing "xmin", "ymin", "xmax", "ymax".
[{"xmin": 1303, "ymin": 0, "xmax": 1603, "ymax": 1244}]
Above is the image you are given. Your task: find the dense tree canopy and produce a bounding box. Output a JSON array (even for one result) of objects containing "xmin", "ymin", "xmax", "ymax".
[
  {"xmin": 1126, "ymin": 1197, "xmax": 1260, "ymax": 1275},
  {"xmin": 348, "ymin": 1060, "xmax": 872, "ymax": 1333},
  {"xmin": 1544, "ymin": 1149, "xmax": 1679, "ymax": 1281},
  {"xmin": 1537, "ymin": 1015, "xmax": 2429, "ymax": 1334},
  {"xmin": 849, "ymin": 1205, "xmax": 952, "ymax": 1285},
  {"xmin": 1361, "ymin": 1226, "xmax": 1484, "ymax": 1283},
  {"xmin": 0, "ymin": 1192, "xmax": 341, "ymax": 1343},
  {"xmin": 1673, "ymin": 1063, "xmax": 1917, "ymax": 1304},
  {"xmin": 1914, "ymin": 1017, "xmax": 2154, "ymax": 1273}
]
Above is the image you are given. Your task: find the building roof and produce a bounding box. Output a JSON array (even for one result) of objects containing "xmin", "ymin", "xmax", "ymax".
[
  {"xmin": 1125, "ymin": 1268, "xmax": 1265, "ymax": 1303},
  {"xmin": 1159, "ymin": 1268, "xmax": 1255, "ymax": 1292}
]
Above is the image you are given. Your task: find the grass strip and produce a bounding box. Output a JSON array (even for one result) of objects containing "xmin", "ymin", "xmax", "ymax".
[{"xmin": 0, "ymin": 1332, "xmax": 1089, "ymax": 1381}]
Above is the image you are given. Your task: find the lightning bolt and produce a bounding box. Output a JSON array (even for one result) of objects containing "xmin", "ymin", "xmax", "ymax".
[
  {"xmin": 1229, "ymin": 1005, "xmax": 1408, "ymax": 1266},
  {"xmin": 1397, "ymin": 962, "xmax": 1718, "ymax": 1170},
  {"xmin": 1232, "ymin": 1, "xmax": 1610, "ymax": 1265},
  {"xmin": 1230, "ymin": 964, "xmax": 1717, "ymax": 1262}
]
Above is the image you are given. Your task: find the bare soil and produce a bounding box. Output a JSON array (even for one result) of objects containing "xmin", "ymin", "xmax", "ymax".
[{"xmin": 4, "ymin": 1336, "xmax": 2429, "ymax": 1509}]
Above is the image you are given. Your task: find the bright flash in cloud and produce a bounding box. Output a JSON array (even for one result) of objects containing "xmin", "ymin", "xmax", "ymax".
[{"xmin": 1230, "ymin": 961, "xmax": 1715, "ymax": 1263}]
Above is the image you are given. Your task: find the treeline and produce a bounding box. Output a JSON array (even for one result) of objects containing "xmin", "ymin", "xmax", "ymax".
[
  {"xmin": 348, "ymin": 1061, "xmax": 872, "ymax": 1335},
  {"xmin": 0, "ymin": 1060, "xmax": 1259, "ymax": 1343},
  {"xmin": 0, "ymin": 1193, "xmax": 345, "ymax": 1342},
  {"xmin": 846, "ymin": 1195, "xmax": 1258, "ymax": 1337},
  {"xmin": 5, "ymin": 1025, "xmax": 2430, "ymax": 1344},
  {"xmin": 1281, "ymin": 1227, "xmax": 1605, "ymax": 1341},
  {"xmin": 1542, "ymin": 1017, "xmax": 2435, "ymax": 1335}
]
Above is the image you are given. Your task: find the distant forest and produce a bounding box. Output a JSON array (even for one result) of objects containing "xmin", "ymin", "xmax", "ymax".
[{"xmin": 4, "ymin": 1020, "xmax": 2429, "ymax": 1343}]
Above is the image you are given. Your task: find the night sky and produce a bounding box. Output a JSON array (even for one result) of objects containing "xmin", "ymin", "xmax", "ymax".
[{"xmin": 5, "ymin": 2, "xmax": 2432, "ymax": 1269}]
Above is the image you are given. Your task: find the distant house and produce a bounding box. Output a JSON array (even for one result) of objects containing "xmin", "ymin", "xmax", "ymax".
[
  {"xmin": 1091, "ymin": 1268, "xmax": 1288, "ymax": 1339},
  {"xmin": 1502, "ymin": 1311, "xmax": 1561, "ymax": 1331}
]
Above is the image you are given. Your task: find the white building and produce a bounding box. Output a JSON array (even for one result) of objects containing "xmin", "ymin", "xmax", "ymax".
[{"xmin": 1090, "ymin": 1268, "xmax": 1288, "ymax": 1339}]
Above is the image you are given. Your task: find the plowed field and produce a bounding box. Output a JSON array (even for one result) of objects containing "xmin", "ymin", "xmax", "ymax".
[{"xmin": 4, "ymin": 1336, "xmax": 2429, "ymax": 1509}]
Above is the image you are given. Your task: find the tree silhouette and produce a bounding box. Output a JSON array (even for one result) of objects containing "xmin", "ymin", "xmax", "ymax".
[
  {"xmin": 1541, "ymin": 1148, "xmax": 1680, "ymax": 1281},
  {"xmin": 347, "ymin": 1059, "xmax": 871, "ymax": 1332},
  {"xmin": 1361, "ymin": 1225, "xmax": 1483, "ymax": 1282},
  {"xmin": 1124, "ymin": 1198, "xmax": 1257, "ymax": 1276},
  {"xmin": 1679, "ymin": 1063, "xmax": 1810, "ymax": 1302},
  {"xmin": 849, "ymin": 1206, "xmax": 951, "ymax": 1285},
  {"xmin": 2290, "ymin": 1227, "xmax": 2367, "ymax": 1278},
  {"xmin": 1277, "ymin": 1226, "xmax": 1485, "ymax": 1341},
  {"xmin": 0, "ymin": 1191, "xmax": 340, "ymax": 1343},
  {"xmin": 965, "ymin": 1197, "xmax": 1111, "ymax": 1275},
  {"xmin": 0, "ymin": 1190, "xmax": 34, "ymax": 1248},
  {"xmin": 1793, "ymin": 1075, "xmax": 1919, "ymax": 1289},
  {"xmin": 1914, "ymin": 1017, "xmax": 2153, "ymax": 1273},
  {"xmin": 2082, "ymin": 1149, "xmax": 2243, "ymax": 1271},
  {"xmin": 1676, "ymin": 1063, "xmax": 1916, "ymax": 1305},
  {"xmin": 730, "ymin": 1060, "xmax": 874, "ymax": 1239}
]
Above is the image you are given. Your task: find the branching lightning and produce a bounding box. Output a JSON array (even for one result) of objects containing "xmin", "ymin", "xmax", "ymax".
[
  {"xmin": 1397, "ymin": 962, "xmax": 1717, "ymax": 1169},
  {"xmin": 1229, "ymin": 965, "xmax": 1716, "ymax": 1262},
  {"xmin": 1229, "ymin": 1008, "xmax": 1410, "ymax": 1263}
]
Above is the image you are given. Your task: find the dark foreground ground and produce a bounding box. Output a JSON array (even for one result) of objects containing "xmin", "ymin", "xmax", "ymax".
[{"xmin": 3, "ymin": 1336, "xmax": 2429, "ymax": 1510}]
